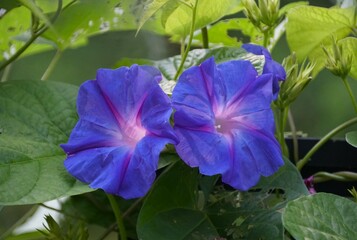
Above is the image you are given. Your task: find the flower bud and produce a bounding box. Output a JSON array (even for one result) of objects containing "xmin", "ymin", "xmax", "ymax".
[
  {"xmin": 241, "ymin": 0, "xmax": 261, "ymax": 27},
  {"xmin": 242, "ymin": 0, "xmax": 281, "ymax": 32},
  {"xmin": 322, "ymin": 37, "xmax": 352, "ymax": 79},
  {"xmin": 259, "ymin": 0, "xmax": 280, "ymax": 28},
  {"xmin": 276, "ymin": 53, "xmax": 315, "ymax": 108}
]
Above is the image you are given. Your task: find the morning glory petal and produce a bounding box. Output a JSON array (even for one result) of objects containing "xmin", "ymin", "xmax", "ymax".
[
  {"xmin": 96, "ymin": 65, "xmax": 162, "ymax": 123},
  {"xmin": 64, "ymin": 146, "xmax": 129, "ymax": 190},
  {"xmin": 242, "ymin": 43, "xmax": 286, "ymax": 98},
  {"xmin": 119, "ymin": 135, "xmax": 172, "ymax": 199},
  {"xmin": 172, "ymin": 60, "xmax": 217, "ymax": 128},
  {"xmin": 174, "ymin": 127, "xmax": 230, "ymax": 175},
  {"xmin": 140, "ymin": 84, "xmax": 177, "ymax": 142},
  {"xmin": 222, "ymin": 126, "xmax": 283, "ymax": 190},
  {"xmin": 226, "ymin": 74, "xmax": 274, "ymax": 117},
  {"xmin": 61, "ymin": 65, "xmax": 176, "ymax": 199},
  {"xmin": 172, "ymin": 57, "xmax": 284, "ymax": 191},
  {"xmin": 216, "ymin": 60, "xmax": 258, "ymax": 102},
  {"xmin": 61, "ymin": 119, "xmax": 123, "ymax": 154},
  {"xmin": 76, "ymin": 80, "xmax": 119, "ymax": 130}
]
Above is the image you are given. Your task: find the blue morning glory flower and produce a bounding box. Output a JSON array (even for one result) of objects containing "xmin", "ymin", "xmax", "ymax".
[
  {"xmin": 61, "ymin": 65, "xmax": 177, "ymax": 199},
  {"xmin": 242, "ymin": 43, "xmax": 286, "ymax": 98},
  {"xmin": 172, "ymin": 58, "xmax": 284, "ymax": 190}
]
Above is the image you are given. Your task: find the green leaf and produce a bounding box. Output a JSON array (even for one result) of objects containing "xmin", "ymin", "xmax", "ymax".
[
  {"xmin": 207, "ymin": 158, "xmax": 308, "ymax": 239},
  {"xmin": 0, "ymin": 80, "xmax": 92, "ymax": 205},
  {"xmin": 164, "ymin": 0, "xmax": 242, "ymax": 37},
  {"xmin": 42, "ymin": 0, "xmax": 164, "ymax": 49},
  {"xmin": 17, "ymin": 0, "xmax": 54, "ymax": 32},
  {"xmin": 286, "ymin": 5, "xmax": 355, "ymax": 75},
  {"xmin": 136, "ymin": 0, "xmax": 178, "ymax": 33},
  {"xmin": 339, "ymin": 37, "xmax": 357, "ymax": 80},
  {"xmin": 195, "ymin": 18, "xmax": 263, "ymax": 47},
  {"xmin": 346, "ymin": 131, "xmax": 357, "ymax": 148},
  {"xmin": 137, "ymin": 161, "xmax": 219, "ymax": 239},
  {"xmin": 0, "ymin": 5, "xmax": 54, "ymax": 63},
  {"xmin": 278, "ymin": 1, "xmax": 308, "ymax": 17},
  {"xmin": 114, "ymin": 47, "xmax": 265, "ymax": 81},
  {"xmin": 139, "ymin": 208, "xmax": 218, "ymax": 240},
  {"xmin": 282, "ymin": 192, "xmax": 357, "ymax": 240}
]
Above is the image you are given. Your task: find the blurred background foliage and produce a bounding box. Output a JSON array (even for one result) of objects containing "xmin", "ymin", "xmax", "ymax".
[
  {"xmin": 1, "ymin": 0, "xmax": 355, "ymax": 138},
  {"xmin": 0, "ymin": 0, "xmax": 356, "ymax": 239}
]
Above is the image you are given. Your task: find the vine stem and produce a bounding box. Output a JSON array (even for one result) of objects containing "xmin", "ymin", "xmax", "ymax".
[
  {"xmin": 288, "ymin": 109, "xmax": 299, "ymax": 163},
  {"xmin": 41, "ymin": 49, "xmax": 62, "ymax": 80},
  {"xmin": 342, "ymin": 77, "xmax": 357, "ymax": 115},
  {"xmin": 0, "ymin": 0, "xmax": 63, "ymax": 73},
  {"xmin": 276, "ymin": 106, "xmax": 289, "ymax": 157},
  {"xmin": 296, "ymin": 117, "xmax": 357, "ymax": 171},
  {"xmin": 0, "ymin": 26, "xmax": 47, "ymax": 72},
  {"xmin": 313, "ymin": 171, "xmax": 357, "ymax": 183},
  {"xmin": 174, "ymin": 0, "xmax": 199, "ymax": 80},
  {"xmin": 263, "ymin": 30, "xmax": 269, "ymax": 48},
  {"xmin": 107, "ymin": 194, "xmax": 127, "ymax": 240},
  {"xmin": 201, "ymin": 26, "xmax": 209, "ymax": 49},
  {"xmin": 0, "ymin": 64, "xmax": 12, "ymax": 82}
]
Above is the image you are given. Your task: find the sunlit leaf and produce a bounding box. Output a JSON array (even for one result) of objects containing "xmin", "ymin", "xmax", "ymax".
[
  {"xmin": 0, "ymin": 81, "xmax": 93, "ymax": 205},
  {"xmin": 164, "ymin": 0, "xmax": 242, "ymax": 37},
  {"xmin": 17, "ymin": 0, "xmax": 54, "ymax": 31},
  {"xmin": 136, "ymin": 0, "xmax": 178, "ymax": 33},
  {"xmin": 283, "ymin": 193, "xmax": 357, "ymax": 239},
  {"xmin": 286, "ymin": 5, "xmax": 355, "ymax": 75},
  {"xmin": 194, "ymin": 18, "xmax": 263, "ymax": 47},
  {"xmin": 42, "ymin": 0, "xmax": 164, "ymax": 49}
]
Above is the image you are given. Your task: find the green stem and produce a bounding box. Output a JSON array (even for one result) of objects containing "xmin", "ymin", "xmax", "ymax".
[
  {"xmin": 0, "ymin": 0, "xmax": 63, "ymax": 73},
  {"xmin": 180, "ymin": 37, "xmax": 185, "ymax": 57},
  {"xmin": 297, "ymin": 117, "xmax": 357, "ymax": 171},
  {"xmin": 276, "ymin": 106, "xmax": 289, "ymax": 156},
  {"xmin": 288, "ymin": 109, "xmax": 299, "ymax": 163},
  {"xmin": 201, "ymin": 27, "xmax": 209, "ymax": 49},
  {"xmin": 174, "ymin": 0, "xmax": 199, "ymax": 80},
  {"xmin": 314, "ymin": 171, "xmax": 357, "ymax": 183},
  {"xmin": 107, "ymin": 194, "xmax": 127, "ymax": 240},
  {"xmin": 0, "ymin": 26, "xmax": 47, "ymax": 72},
  {"xmin": 342, "ymin": 77, "xmax": 357, "ymax": 115},
  {"xmin": 41, "ymin": 49, "xmax": 62, "ymax": 80},
  {"xmin": 0, "ymin": 64, "xmax": 12, "ymax": 82},
  {"xmin": 263, "ymin": 30, "xmax": 269, "ymax": 48}
]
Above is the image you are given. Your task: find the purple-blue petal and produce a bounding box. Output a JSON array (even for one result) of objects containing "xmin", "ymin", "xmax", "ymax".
[
  {"xmin": 62, "ymin": 65, "xmax": 177, "ymax": 199},
  {"xmin": 172, "ymin": 57, "xmax": 283, "ymax": 191},
  {"xmin": 61, "ymin": 119, "xmax": 122, "ymax": 154},
  {"xmin": 76, "ymin": 80, "xmax": 120, "ymax": 131},
  {"xmin": 64, "ymin": 146, "xmax": 130, "ymax": 191},
  {"xmin": 216, "ymin": 60, "xmax": 258, "ymax": 102},
  {"xmin": 242, "ymin": 43, "xmax": 286, "ymax": 98},
  {"xmin": 172, "ymin": 64, "xmax": 215, "ymax": 128},
  {"xmin": 140, "ymin": 84, "xmax": 177, "ymax": 142},
  {"xmin": 222, "ymin": 124, "xmax": 283, "ymax": 190},
  {"xmin": 174, "ymin": 127, "xmax": 230, "ymax": 175},
  {"xmin": 118, "ymin": 135, "xmax": 171, "ymax": 198},
  {"xmin": 96, "ymin": 65, "xmax": 162, "ymax": 123}
]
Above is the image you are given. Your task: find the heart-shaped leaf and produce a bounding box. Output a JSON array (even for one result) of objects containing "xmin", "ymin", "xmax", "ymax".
[{"xmin": 0, "ymin": 80, "xmax": 92, "ymax": 205}]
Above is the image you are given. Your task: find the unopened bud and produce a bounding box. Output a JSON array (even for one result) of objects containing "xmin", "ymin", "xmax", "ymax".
[
  {"xmin": 322, "ymin": 37, "xmax": 352, "ymax": 79},
  {"xmin": 276, "ymin": 53, "xmax": 315, "ymax": 107},
  {"xmin": 259, "ymin": 0, "xmax": 280, "ymax": 28},
  {"xmin": 242, "ymin": 0, "xmax": 261, "ymax": 26}
]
